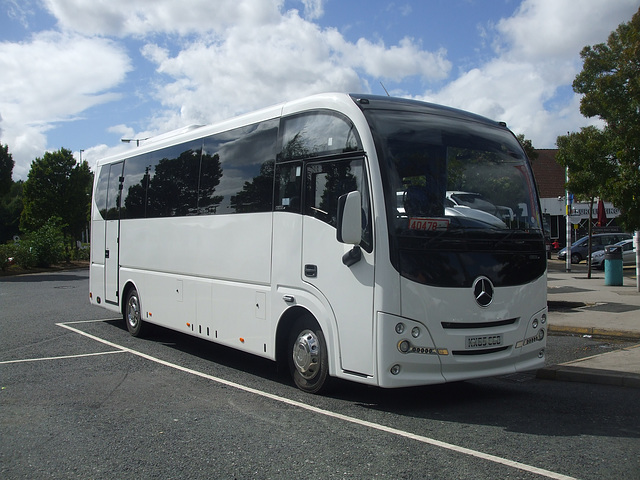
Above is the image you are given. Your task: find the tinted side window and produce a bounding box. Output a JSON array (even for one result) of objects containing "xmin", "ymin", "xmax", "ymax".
[
  {"xmin": 105, "ymin": 162, "xmax": 123, "ymax": 221},
  {"xmin": 202, "ymin": 119, "xmax": 278, "ymax": 214},
  {"xmin": 121, "ymin": 154, "xmax": 151, "ymax": 219},
  {"xmin": 121, "ymin": 141, "xmax": 203, "ymax": 219},
  {"xmin": 305, "ymin": 158, "xmax": 372, "ymax": 252},
  {"xmin": 94, "ymin": 165, "xmax": 110, "ymax": 220},
  {"xmin": 275, "ymin": 162, "xmax": 303, "ymax": 213},
  {"xmin": 147, "ymin": 141, "xmax": 203, "ymax": 218},
  {"xmin": 280, "ymin": 112, "xmax": 362, "ymax": 161}
]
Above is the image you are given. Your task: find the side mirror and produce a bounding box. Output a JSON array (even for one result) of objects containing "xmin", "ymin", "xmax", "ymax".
[{"xmin": 336, "ymin": 191, "xmax": 362, "ymax": 245}]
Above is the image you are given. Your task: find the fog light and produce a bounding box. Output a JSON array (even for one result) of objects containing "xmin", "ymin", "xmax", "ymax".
[
  {"xmin": 411, "ymin": 327, "xmax": 420, "ymax": 338},
  {"xmin": 398, "ymin": 340, "xmax": 411, "ymax": 353},
  {"xmin": 538, "ymin": 349, "xmax": 545, "ymax": 358},
  {"xmin": 390, "ymin": 364, "xmax": 401, "ymax": 375},
  {"xmin": 532, "ymin": 319, "xmax": 538, "ymax": 329},
  {"xmin": 395, "ymin": 323, "xmax": 405, "ymax": 334},
  {"xmin": 537, "ymin": 329, "xmax": 545, "ymax": 341}
]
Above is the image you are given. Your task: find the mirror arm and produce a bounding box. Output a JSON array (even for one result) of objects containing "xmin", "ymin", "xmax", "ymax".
[{"xmin": 342, "ymin": 246, "xmax": 362, "ymax": 267}]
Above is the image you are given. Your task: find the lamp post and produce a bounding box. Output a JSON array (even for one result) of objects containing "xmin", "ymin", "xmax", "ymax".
[
  {"xmin": 121, "ymin": 138, "xmax": 148, "ymax": 147},
  {"xmin": 565, "ymin": 166, "xmax": 572, "ymax": 272}
]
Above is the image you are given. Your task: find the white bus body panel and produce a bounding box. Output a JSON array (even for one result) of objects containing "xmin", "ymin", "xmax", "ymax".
[
  {"xmin": 119, "ymin": 214, "xmax": 272, "ymax": 284},
  {"xmin": 376, "ymin": 274, "xmax": 547, "ymax": 388},
  {"xmin": 115, "ymin": 213, "xmax": 273, "ymax": 356},
  {"xmin": 301, "ymin": 216, "xmax": 375, "ymax": 376}
]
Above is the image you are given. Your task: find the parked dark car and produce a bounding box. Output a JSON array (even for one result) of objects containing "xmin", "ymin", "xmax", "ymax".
[{"xmin": 557, "ymin": 233, "xmax": 632, "ymax": 264}]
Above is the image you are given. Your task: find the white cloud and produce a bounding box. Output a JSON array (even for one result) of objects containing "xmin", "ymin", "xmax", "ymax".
[
  {"xmin": 0, "ymin": 31, "xmax": 132, "ymax": 178},
  {"xmin": 327, "ymin": 33, "xmax": 451, "ymax": 82},
  {"xmin": 4, "ymin": 0, "xmax": 638, "ymax": 181},
  {"xmin": 139, "ymin": 9, "xmax": 450, "ymax": 132},
  {"xmin": 301, "ymin": 0, "xmax": 324, "ymax": 20},
  {"xmin": 41, "ymin": 0, "xmax": 284, "ymax": 37},
  {"xmin": 419, "ymin": 0, "xmax": 639, "ymax": 148},
  {"xmin": 496, "ymin": 0, "xmax": 639, "ymax": 62},
  {"xmin": 5, "ymin": 0, "xmax": 36, "ymax": 29}
]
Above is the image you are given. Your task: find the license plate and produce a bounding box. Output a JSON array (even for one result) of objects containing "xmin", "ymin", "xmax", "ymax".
[{"xmin": 465, "ymin": 334, "xmax": 503, "ymax": 349}]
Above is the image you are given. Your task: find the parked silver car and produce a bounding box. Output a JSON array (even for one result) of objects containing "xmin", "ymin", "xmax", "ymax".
[
  {"xmin": 557, "ymin": 233, "xmax": 632, "ymax": 264},
  {"xmin": 591, "ymin": 239, "xmax": 637, "ymax": 269}
]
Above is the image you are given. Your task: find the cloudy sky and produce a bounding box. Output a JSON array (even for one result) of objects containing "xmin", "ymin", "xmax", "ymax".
[{"xmin": 1, "ymin": 0, "xmax": 638, "ymax": 180}]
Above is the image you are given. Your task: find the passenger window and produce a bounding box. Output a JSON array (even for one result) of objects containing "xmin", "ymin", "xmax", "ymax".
[
  {"xmin": 104, "ymin": 162, "xmax": 123, "ymax": 221},
  {"xmin": 203, "ymin": 119, "xmax": 278, "ymax": 214},
  {"xmin": 275, "ymin": 162, "xmax": 302, "ymax": 213},
  {"xmin": 304, "ymin": 158, "xmax": 372, "ymax": 252},
  {"xmin": 280, "ymin": 112, "xmax": 362, "ymax": 160},
  {"xmin": 94, "ymin": 166, "xmax": 110, "ymax": 220}
]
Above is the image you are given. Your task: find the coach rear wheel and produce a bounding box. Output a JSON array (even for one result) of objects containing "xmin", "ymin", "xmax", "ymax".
[
  {"xmin": 289, "ymin": 316, "xmax": 330, "ymax": 394},
  {"xmin": 124, "ymin": 287, "xmax": 144, "ymax": 337}
]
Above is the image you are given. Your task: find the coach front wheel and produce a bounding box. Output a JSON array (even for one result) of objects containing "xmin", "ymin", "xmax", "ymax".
[{"xmin": 289, "ymin": 316, "xmax": 330, "ymax": 394}]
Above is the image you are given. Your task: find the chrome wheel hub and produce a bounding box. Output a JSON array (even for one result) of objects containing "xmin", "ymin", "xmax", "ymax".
[
  {"xmin": 127, "ymin": 295, "xmax": 140, "ymax": 329},
  {"xmin": 293, "ymin": 329, "xmax": 319, "ymax": 379}
]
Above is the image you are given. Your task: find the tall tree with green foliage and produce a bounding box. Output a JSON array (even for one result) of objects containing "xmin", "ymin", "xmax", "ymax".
[
  {"xmin": 21, "ymin": 148, "xmax": 92, "ymax": 257},
  {"xmin": 0, "ymin": 181, "xmax": 23, "ymax": 243},
  {"xmin": 0, "ymin": 144, "xmax": 21, "ymax": 243},
  {"xmin": 0, "ymin": 144, "xmax": 13, "ymax": 197},
  {"xmin": 556, "ymin": 126, "xmax": 614, "ymax": 277},
  {"xmin": 572, "ymin": 7, "xmax": 640, "ymax": 231},
  {"xmin": 516, "ymin": 134, "xmax": 538, "ymax": 163}
]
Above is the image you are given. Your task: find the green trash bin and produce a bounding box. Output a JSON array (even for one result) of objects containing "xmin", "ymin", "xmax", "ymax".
[{"xmin": 604, "ymin": 245, "xmax": 623, "ymax": 286}]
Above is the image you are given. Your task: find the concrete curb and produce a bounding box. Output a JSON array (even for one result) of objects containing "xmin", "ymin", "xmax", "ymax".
[
  {"xmin": 548, "ymin": 325, "xmax": 640, "ymax": 341},
  {"xmin": 538, "ymin": 343, "xmax": 640, "ymax": 389}
]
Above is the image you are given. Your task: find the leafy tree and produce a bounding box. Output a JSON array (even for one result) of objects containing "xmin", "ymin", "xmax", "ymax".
[
  {"xmin": 516, "ymin": 134, "xmax": 538, "ymax": 163},
  {"xmin": 556, "ymin": 126, "xmax": 614, "ymax": 276},
  {"xmin": 20, "ymin": 148, "xmax": 93, "ymax": 258},
  {"xmin": 0, "ymin": 181, "xmax": 23, "ymax": 243},
  {"xmin": 0, "ymin": 145, "xmax": 21, "ymax": 243},
  {"xmin": 0, "ymin": 144, "xmax": 13, "ymax": 197},
  {"xmin": 25, "ymin": 217, "xmax": 65, "ymax": 267},
  {"xmin": 572, "ymin": 7, "xmax": 640, "ymax": 231}
]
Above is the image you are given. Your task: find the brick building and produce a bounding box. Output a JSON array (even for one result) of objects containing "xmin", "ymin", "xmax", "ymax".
[{"xmin": 531, "ymin": 149, "xmax": 622, "ymax": 247}]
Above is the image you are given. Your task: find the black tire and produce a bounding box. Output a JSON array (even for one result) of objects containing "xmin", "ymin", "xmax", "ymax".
[
  {"xmin": 124, "ymin": 287, "xmax": 144, "ymax": 337},
  {"xmin": 571, "ymin": 252, "xmax": 582, "ymax": 264},
  {"xmin": 288, "ymin": 315, "xmax": 330, "ymax": 394}
]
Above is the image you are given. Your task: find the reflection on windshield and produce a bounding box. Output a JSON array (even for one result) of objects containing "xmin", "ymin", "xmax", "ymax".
[
  {"xmin": 365, "ymin": 107, "xmax": 545, "ymax": 288},
  {"xmin": 368, "ymin": 110, "xmax": 542, "ymax": 237}
]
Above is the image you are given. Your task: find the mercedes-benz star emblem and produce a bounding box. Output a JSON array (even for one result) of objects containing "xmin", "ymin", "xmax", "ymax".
[{"xmin": 473, "ymin": 277, "xmax": 494, "ymax": 307}]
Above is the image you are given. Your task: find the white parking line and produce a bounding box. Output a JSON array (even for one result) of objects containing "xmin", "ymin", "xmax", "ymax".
[
  {"xmin": 60, "ymin": 318, "xmax": 121, "ymax": 325},
  {"xmin": 56, "ymin": 321, "xmax": 577, "ymax": 480},
  {"xmin": 0, "ymin": 350, "xmax": 126, "ymax": 365}
]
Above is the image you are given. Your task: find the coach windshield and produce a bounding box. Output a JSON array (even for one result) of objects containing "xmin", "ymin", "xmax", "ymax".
[{"xmin": 364, "ymin": 107, "xmax": 546, "ymax": 288}]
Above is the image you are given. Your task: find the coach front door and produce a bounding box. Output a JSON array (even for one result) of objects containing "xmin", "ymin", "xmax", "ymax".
[
  {"xmin": 104, "ymin": 162, "xmax": 123, "ymax": 305},
  {"xmin": 302, "ymin": 157, "xmax": 375, "ymax": 376}
]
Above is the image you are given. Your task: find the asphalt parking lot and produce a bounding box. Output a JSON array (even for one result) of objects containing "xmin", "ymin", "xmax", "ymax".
[{"xmin": 2, "ymin": 269, "xmax": 639, "ymax": 479}]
